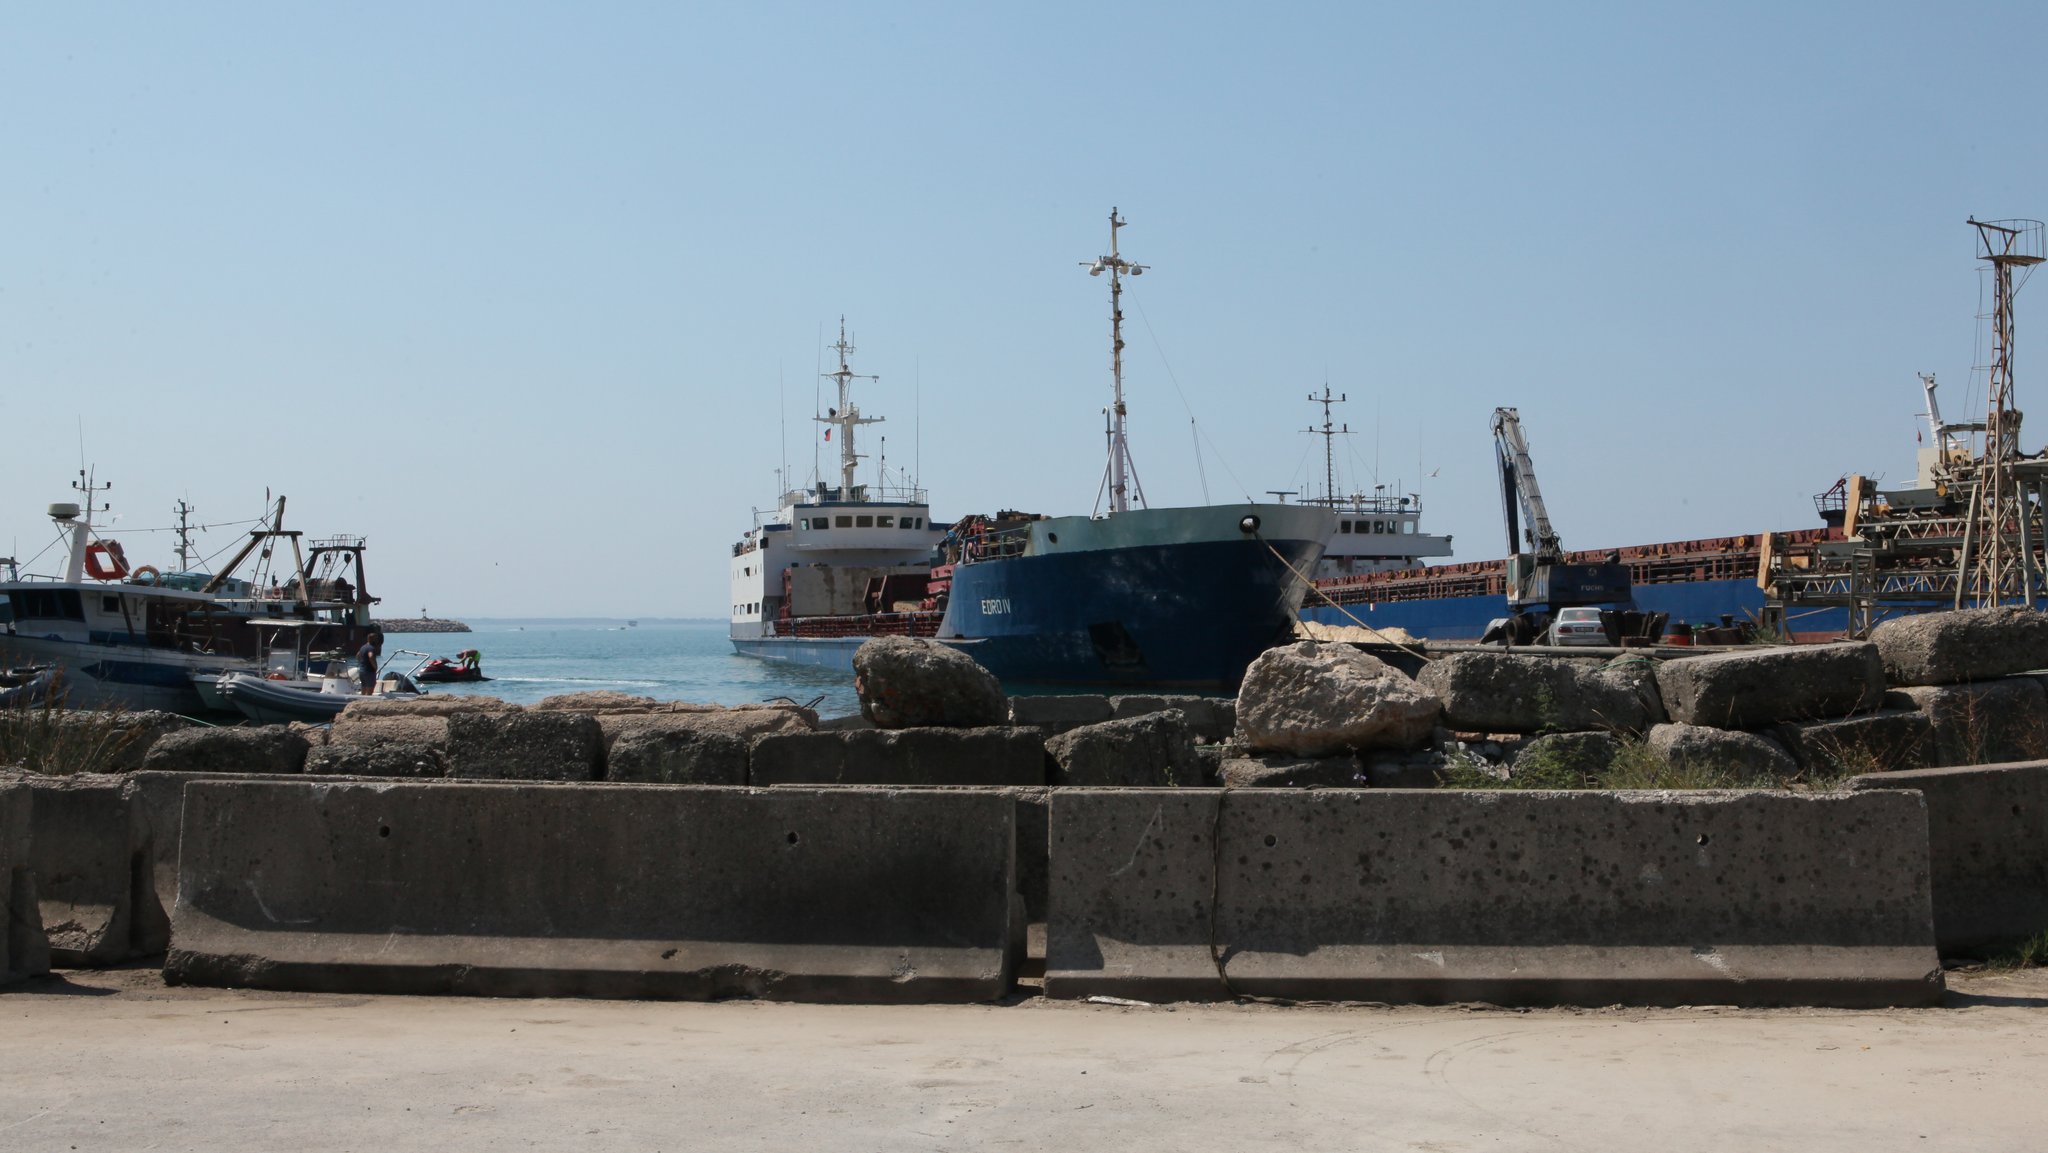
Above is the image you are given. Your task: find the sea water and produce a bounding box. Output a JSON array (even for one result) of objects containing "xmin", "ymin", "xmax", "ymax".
[{"xmin": 380, "ymin": 619, "xmax": 863, "ymax": 717}]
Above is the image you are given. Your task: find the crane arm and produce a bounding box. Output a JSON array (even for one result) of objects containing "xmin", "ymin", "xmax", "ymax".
[{"xmin": 1491, "ymin": 407, "xmax": 1562, "ymax": 562}]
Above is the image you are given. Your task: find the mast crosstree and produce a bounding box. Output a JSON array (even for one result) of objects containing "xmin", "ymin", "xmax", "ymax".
[{"xmin": 1082, "ymin": 208, "xmax": 1149, "ymax": 515}]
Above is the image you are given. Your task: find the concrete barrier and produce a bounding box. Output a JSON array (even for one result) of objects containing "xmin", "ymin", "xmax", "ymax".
[
  {"xmin": 750, "ymin": 728, "xmax": 1045, "ymax": 787},
  {"xmin": 22, "ymin": 774, "xmax": 136, "ymax": 967},
  {"xmin": 1045, "ymin": 788, "xmax": 1942, "ymax": 1007},
  {"xmin": 1849, "ymin": 761, "xmax": 2048, "ymax": 952},
  {"xmin": 167, "ymin": 782, "xmax": 1019, "ymax": 1002},
  {"xmin": 2, "ymin": 782, "xmax": 51, "ymax": 984}
]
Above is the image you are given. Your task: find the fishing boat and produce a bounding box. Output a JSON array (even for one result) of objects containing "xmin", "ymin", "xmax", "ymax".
[
  {"xmin": 0, "ymin": 475, "xmax": 383, "ymax": 713},
  {"xmin": 730, "ymin": 211, "xmax": 1333, "ymax": 689}
]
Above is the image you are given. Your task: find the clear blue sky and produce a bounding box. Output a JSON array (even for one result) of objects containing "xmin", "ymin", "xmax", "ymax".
[{"xmin": 6, "ymin": 2, "xmax": 2045, "ymax": 617}]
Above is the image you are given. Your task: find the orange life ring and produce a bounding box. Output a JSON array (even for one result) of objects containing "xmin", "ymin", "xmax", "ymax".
[
  {"xmin": 84, "ymin": 540, "xmax": 130, "ymax": 581},
  {"xmin": 130, "ymin": 564, "xmax": 162, "ymax": 584}
]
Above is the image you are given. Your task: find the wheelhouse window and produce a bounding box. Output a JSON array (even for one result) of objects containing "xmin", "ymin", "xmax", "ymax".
[
  {"xmin": 8, "ymin": 589, "xmax": 84, "ymax": 621},
  {"xmin": 1340, "ymin": 521, "xmax": 1353, "ymax": 534},
  {"xmin": 856, "ymin": 515, "xmax": 874, "ymax": 528},
  {"xmin": 835, "ymin": 515, "xmax": 852, "ymax": 528},
  {"xmin": 876, "ymin": 515, "xmax": 894, "ymax": 528},
  {"xmin": 102, "ymin": 595, "xmax": 121, "ymax": 612}
]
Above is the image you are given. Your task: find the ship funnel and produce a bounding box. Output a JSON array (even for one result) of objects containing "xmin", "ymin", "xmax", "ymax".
[{"xmin": 48, "ymin": 502, "xmax": 80, "ymax": 520}]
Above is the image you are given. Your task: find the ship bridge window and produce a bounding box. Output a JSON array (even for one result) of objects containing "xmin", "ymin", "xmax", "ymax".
[
  {"xmin": 856, "ymin": 515, "xmax": 874, "ymax": 528},
  {"xmin": 102, "ymin": 595, "xmax": 121, "ymax": 613},
  {"xmin": 876, "ymin": 515, "xmax": 894, "ymax": 528},
  {"xmin": 835, "ymin": 515, "xmax": 852, "ymax": 528},
  {"xmin": 1340, "ymin": 521, "xmax": 1353, "ymax": 534},
  {"xmin": 8, "ymin": 589, "xmax": 84, "ymax": 622}
]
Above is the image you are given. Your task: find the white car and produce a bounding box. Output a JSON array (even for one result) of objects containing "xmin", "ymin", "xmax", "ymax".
[{"xmin": 1547, "ymin": 606, "xmax": 1609, "ymax": 646}]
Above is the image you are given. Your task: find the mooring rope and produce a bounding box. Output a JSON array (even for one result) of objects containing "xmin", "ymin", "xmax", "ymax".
[{"xmin": 1257, "ymin": 534, "xmax": 1435, "ymax": 663}]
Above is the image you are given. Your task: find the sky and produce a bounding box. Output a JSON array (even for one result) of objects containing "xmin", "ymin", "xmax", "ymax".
[{"xmin": 5, "ymin": 2, "xmax": 2047, "ymax": 617}]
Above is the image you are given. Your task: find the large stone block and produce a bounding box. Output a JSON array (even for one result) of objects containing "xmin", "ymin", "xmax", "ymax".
[
  {"xmin": 306, "ymin": 743, "xmax": 448, "ymax": 778},
  {"xmin": 1109, "ymin": 695, "xmax": 1235, "ymax": 743},
  {"xmin": 1870, "ymin": 605, "xmax": 2048, "ymax": 687},
  {"xmin": 1008, "ymin": 695, "xmax": 1114, "ymax": 736},
  {"xmin": 1655, "ymin": 643, "xmax": 1887, "ymax": 728},
  {"xmin": 1849, "ymin": 762, "xmax": 2048, "ymax": 952},
  {"xmin": 1418, "ymin": 652, "xmax": 1661, "ymax": 733},
  {"xmin": 595, "ymin": 707, "xmax": 811, "ymax": 751},
  {"xmin": 141, "ymin": 726, "xmax": 311, "ymax": 775},
  {"xmin": 165, "ymin": 782, "xmax": 1020, "ymax": 1002},
  {"xmin": 854, "ymin": 637, "xmax": 1007, "ymax": 729},
  {"xmin": 22, "ymin": 774, "xmax": 136, "ymax": 966},
  {"xmin": 1891, "ymin": 679, "xmax": 2048, "ymax": 767},
  {"xmin": 1046, "ymin": 712, "xmax": 1201, "ymax": 788},
  {"xmin": 606, "ymin": 728, "xmax": 749, "ymax": 785},
  {"xmin": 327, "ymin": 714, "xmax": 449, "ymax": 749},
  {"xmin": 342, "ymin": 696, "xmax": 516, "ymax": 718},
  {"xmin": 445, "ymin": 711, "xmax": 604, "ymax": 781},
  {"xmin": 1236, "ymin": 642, "xmax": 1439, "ymax": 756},
  {"xmin": 750, "ymin": 728, "xmax": 1045, "ymax": 787},
  {"xmin": 1045, "ymin": 788, "xmax": 1941, "ymax": 1007},
  {"xmin": 1, "ymin": 783, "xmax": 50, "ymax": 984},
  {"xmin": 1646, "ymin": 723, "xmax": 1797, "ymax": 782},
  {"xmin": 1774, "ymin": 711, "xmax": 1934, "ymax": 776}
]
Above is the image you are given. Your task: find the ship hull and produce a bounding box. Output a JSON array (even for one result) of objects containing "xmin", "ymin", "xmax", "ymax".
[
  {"xmin": 1303, "ymin": 576, "xmax": 1853, "ymax": 642},
  {"xmin": 0, "ymin": 634, "xmax": 231, "ymax": 713}
]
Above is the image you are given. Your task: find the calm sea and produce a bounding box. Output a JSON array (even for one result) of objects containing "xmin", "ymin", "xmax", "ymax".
[{"xmin": 380, "ymin": 619, "xmax": 863, "ymax": 718}]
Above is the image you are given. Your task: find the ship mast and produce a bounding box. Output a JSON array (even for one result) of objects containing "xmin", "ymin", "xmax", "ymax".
[
  {"xmin": 1305, "ymin": 385, "xmax": 1350, "ymax": 506},
  {"xmin": 1082, "ymin": 208, "xmax": 1148, "ymax": 515},
  {"xmin": 64, "ymin": 470, "xmax": 112, "ymax": 583},
  {"xmin": 817, "ymin": 317, "xmax": 883, "ymax": 498},
  {"xmin": 172, "ymin": 499, "xmax": 197, "ymax": 573}
]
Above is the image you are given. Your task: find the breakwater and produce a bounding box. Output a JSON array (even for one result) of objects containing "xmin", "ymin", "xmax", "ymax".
[
  {"xmin": 5, "ymin": 605, "xmax": 2046, "ymax": 1005},
  {"xmin": 375, "ymin": 617, "xmax": 471, "ymax": 633}
]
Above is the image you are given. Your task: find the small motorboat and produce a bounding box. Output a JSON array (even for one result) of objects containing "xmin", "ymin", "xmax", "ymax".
[
  {"xmin": 414, "ymin": 649, "xmax": 488, "ymax": 683},
  {"xmin": 217, "ymin": 667, "xmax": 425, "ymax": 725},
  {"xmin": 0, "ymin": 665, "xmax": 58, "ymax": 709}
]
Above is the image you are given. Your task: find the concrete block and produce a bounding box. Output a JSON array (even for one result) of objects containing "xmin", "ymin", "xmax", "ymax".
[
  {"xmin": 606, "ymin": 729, "xmax": 748, "ymax": 785},
  {"xmin": 166, "ymin": 782, "xmax": 1019, "ymax": 1002},
  {"xmin": 1849, "ymin": 762, "xmax": 2048, "ymax": 952},
  {"xmin": 1418, "ymin": 652, "xmax": 1660, "ymax": 733},
  {"xmin": 328, "ymin": 714, "xmax": 449, "ymax": 748},
  {"xmin": 1775, "ymin": 710, "xmax": 1933, "ymax": 776},
  {"xmin": 1655, "ymin": 643, "xmax": 1887, "ymax": 728},
  {"xmin": 141, "ymin": 726, "xmax": 311, "ymax": 775},
  {"xmin": 1047, "ymin": 712, "xmax": 1200, "ymax": 787},
  {"xmin": 1045, "ymin": 788, "xmax": 1941, "ymax": 1007},
  {"xmin": 750, "ymin": 728, "xmax": 1044, "ymax": 787},
  {"xmin": 1870, "ymin": 605, "xmax": 2048, "ymax": 686},
  {"xmin": 23, "ymin": 774, "xmax": 137, "ymax": 966},
  {"xmin": 595, "ymin": 708, "xmax": 814, "ymax": 749},
  {"xmin": 445, "ymin": 711, "xmax": 603, "ymax": 781},
  {"xmin": 1109, "ymin": 695, "xmax": 1235, "ymax": 743},
  {"xmin": 1008, "ymin": 787, "xmax": 1052, "ymax": 925},
  {"xmin": 1008, "ymin": 695, "xmax": 1113, "ymax": 736},
  {"xmin": 1891, "ymin": 679, "xmax": 2048, "ymax": 768},
  {"xmin": 123, "ymin": 771, "xmax": 325, "ymax": 958},
  {"xmin": 2, "ymin": 782, "xmax": 50, "ymax": 983}
]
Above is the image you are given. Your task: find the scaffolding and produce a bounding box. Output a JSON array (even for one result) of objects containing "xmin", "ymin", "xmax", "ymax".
[{"xmin": 1764, "ymin": 219, "xmax": 2046, "ymax": 637}]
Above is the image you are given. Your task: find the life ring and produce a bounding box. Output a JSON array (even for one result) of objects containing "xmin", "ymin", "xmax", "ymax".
[
  {"xmin": 84, "ymin": 540, "xmax": 130, "ymax": 581},
  {"xmin": 130, "ymin": 565, "xmax": 162, "ymax": 585}
]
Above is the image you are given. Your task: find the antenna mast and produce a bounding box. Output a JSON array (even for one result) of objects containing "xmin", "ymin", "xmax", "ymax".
[
  {"xmin": 1081, "ymin": 208, "xmax": 1149, "ymax": 514},
  {"xmin": 172, "ymin": 499, "xmax": 197, "ymax": 572},
  {"xmin": 817, "ymin": 317, "xmax": 883, "ymax": 497},
  {"xmin": 1305, "ymin": 385, "xmax": 1350, "ymax": 505},
  {"xmin": 1960, "ymin": 218, "xmax": 2045, "ymax": 605}
]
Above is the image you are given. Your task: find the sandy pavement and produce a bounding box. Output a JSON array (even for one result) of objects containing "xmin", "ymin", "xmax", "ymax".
[{"xmin": 3, "ymin": 967, "xmax": 2045, "ymax": 1152}]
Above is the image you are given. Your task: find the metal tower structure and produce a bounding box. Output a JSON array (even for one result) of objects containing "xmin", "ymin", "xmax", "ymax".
[
  {"xmin": 1081, "ymin": 208, "xmax": 1148, "ymax": 515},
  {"xmin": 1960, "ymin": 218, "xmax": 2045, "ymax": 606},
  {"xmin": 1304, "ymin": 386, "xmax": 1350, "ymax": 506},
  {"xmin": 818, "ymin": 317, "xmax": 884, "ymax": 499}
]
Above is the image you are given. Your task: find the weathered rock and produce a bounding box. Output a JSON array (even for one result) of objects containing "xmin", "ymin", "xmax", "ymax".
[
  {"xmin": 1511, "ymin": 731, "xmax": 1620, "ymax": 781},
  {"xmin": 288, "ymin": 721, "xmax": 330, "ymax": 747},
  {"xmin": 1236, "ymin": 641, "xmax": 1440, "ymax": 756},
  {"xmin": 140, "ymin": 726, "xmax": 311, "ymax": 775},
  {"xmin": 305, "ymin": 742, "xmax": 448, "ymax": 778},
  {"xmin": 816, "ymin": 712, "xmax": 877, "ymax": 731},
  {"xmin": 1774, "ymin": 710, "xmax": 1934, "ymax": 776},
  {"xmin": 1892, "ymin": 678, "xmax": 2048, "ymax": 767},
  {"xmin": 750, "ymin": 728, "xmax": 1046, "ymax": 786},
  {"xmin": 1646, "ymin": 723, "xmax": 1798, "ymax": 782},
  {"xmin": 1046, "ymin": 711, "xmax": 1201, "ymax": 787},
  {"xmin": 1871, "ymin": 605, "xmax": 2048, "ymax": 687},
  {"xmin": 1109, "ymin": 695, "xmax": 1235, "ymax": 743},
  {"xmin": 532, "ymin": 690, "xmax": 664, "ymax": 713},
  {"xmin": 1217, "ymin": 753, "xmax": 1363, "ymax": 789},
  {"xmin": 1654, "ymin": 643, "xmax": 1887, "ymax": 728},
  {"xmin": 445, "ymin": 711, "xmax": 604, "ymax": 781},
  {"xmin": 1008, "ymin": 694, "xmax": 1114, "ymax": 735},
  {"xmin": 853, "ymin": 637, "xmax": 1007, "ymax": 728},
  {"xmin": 606, "ymin": 728, "xmax": 750, "ymax": 785},
  {"xmin": 328, "ymin": 714, "xmax": 448, "ymax": 748},
  {"xmin": 1416, "ymin": 652, "xmax": 1659, "ymax": 733},
  {"xmin": 342, "ymin": 695, "xmax": 516, "ymax": 718},
  {"xmin": 595, "ymin": 707, "xmax": 811, "ymax": 751}
]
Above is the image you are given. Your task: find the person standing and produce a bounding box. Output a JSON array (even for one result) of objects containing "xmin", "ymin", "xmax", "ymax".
[{"xmin": 357, "ymin": 630, "xmax": 384, "ymax": 695}]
